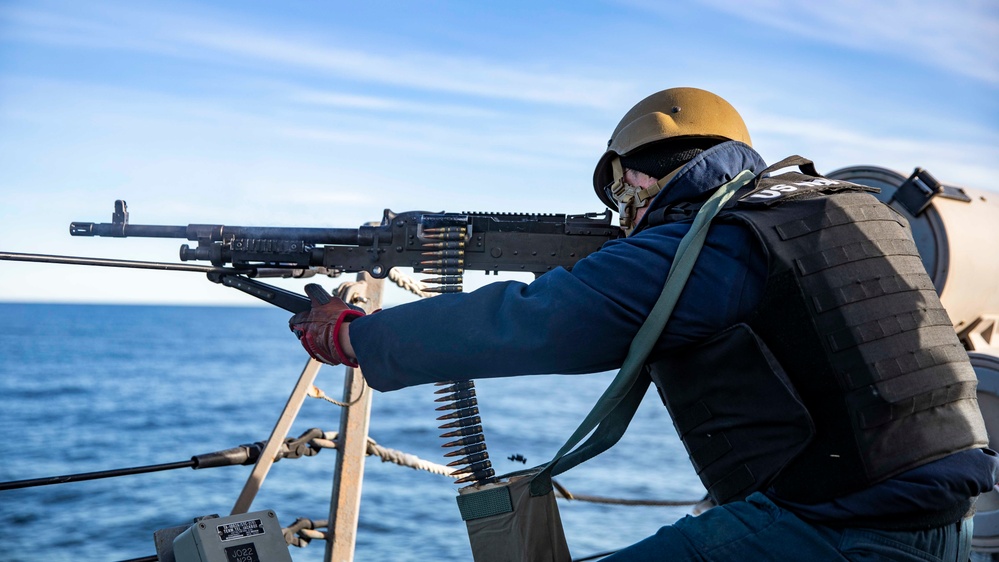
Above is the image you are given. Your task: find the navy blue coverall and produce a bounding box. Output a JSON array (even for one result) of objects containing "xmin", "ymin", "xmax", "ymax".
[{"xmin": 349, "ymin": 141, "xmax": 998, "ymax": 560}]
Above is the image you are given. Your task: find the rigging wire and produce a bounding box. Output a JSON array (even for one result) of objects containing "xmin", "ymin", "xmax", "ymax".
[{"xmin": 0, "ymin": 460, "xmax": 196, "ymax": 491}]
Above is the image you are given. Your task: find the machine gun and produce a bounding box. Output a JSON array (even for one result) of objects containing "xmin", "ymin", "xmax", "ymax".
[
  {"xmin": 2, "ymin": 200, "xmax": 622, "ymax": 486},
  {"xmin": 4, "ymin": 200, "xmax": 621, "ymax": 313}
]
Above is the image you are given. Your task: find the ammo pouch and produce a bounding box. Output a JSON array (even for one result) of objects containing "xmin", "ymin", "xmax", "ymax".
[
  {"xmin": 456, "ymin": 469, "xmax": 570, "ymax": 562},
  {"xmin": 451, "ymin": 170, "xmax": 757, "ymax": 562}
]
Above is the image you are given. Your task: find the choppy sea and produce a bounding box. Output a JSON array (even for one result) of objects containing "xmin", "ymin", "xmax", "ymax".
[{"xmin": 0, "ymin": 303, "xmax": 704, "ymax": 562}]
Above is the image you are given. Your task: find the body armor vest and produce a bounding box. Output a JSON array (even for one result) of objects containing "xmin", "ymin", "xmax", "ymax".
[{"xmin": 647, "ymin": 161, "xmax": 988, "ymax": 505}]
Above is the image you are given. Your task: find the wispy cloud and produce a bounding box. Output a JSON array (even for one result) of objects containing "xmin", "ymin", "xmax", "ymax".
[
  {"xmin": 0, "ymin": 4, "xmax": 193, "ymax": 59},
  {"xmin": 180, "ymin": 29, "xmax": 628, "ymax": 108},
  {"xmin": 748, "ymin": 109, "xmax": 999, "ymax": 188},
  {"xmin": 287, "ymin": 88, "xmax": 503, "ymax": 119},
  {"xmin": 693, "ymin": 0, "xmax": 999, "ymax": 85},
  {"xmin": 0, "ymin": 72, "xmax": 598, "ymax": 178},
  {"xmin": 0, "ymin": 2, "xmax": 630, "ymax": 109}
]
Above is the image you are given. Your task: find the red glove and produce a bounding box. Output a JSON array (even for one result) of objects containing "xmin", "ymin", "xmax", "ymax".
[{"xmin": 289, "ymin": 284, "xmax": 365, "ymax": 367}]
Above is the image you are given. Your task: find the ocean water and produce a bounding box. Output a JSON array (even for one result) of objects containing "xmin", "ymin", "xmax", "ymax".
[{"xmin": 0, "ymin": 303, "xmax": 704, "ymax": 562}]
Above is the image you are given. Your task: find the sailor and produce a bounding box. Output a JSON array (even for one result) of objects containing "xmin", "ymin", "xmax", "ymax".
[{"xmin": 290, "ymin": 87, "xmax": 999, "ymax": 560}]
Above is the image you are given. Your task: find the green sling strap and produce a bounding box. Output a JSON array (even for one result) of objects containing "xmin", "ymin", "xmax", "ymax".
[{"xmin": 528, "ymin": 169, "xmax": 757, "ymax": 496}]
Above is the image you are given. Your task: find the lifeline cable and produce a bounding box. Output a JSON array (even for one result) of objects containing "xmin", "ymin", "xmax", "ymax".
[{"xmin": 0, "ymin": 429, "xmax": 457, "ymax": 491}]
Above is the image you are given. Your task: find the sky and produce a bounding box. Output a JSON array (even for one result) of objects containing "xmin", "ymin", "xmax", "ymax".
[{"xmin": 0, "ymin": 0, "xmax": 996, "ymax": 307}]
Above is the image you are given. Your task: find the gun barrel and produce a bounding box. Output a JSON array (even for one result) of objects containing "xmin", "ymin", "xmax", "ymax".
[
  {"xmin": 70, "ymin": 221, "xmax": 381, "ymax": 245},
  {"xmin": 70, "ymin": 200, "xmax": 391, "ymax": 244},
  {"xmin": 70, "ymin": 222, "xmax": 188, "ymax": 238}
]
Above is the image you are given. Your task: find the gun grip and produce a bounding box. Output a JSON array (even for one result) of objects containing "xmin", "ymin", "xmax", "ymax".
[{"xmin": 304, "ymin": 283, "xmax": 333, "ymax": 305}]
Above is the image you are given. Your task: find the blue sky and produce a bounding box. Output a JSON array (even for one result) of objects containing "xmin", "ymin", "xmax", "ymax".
[{"xmin": 1, "ymin": 0, "xmax": 996, "ymax": 306}]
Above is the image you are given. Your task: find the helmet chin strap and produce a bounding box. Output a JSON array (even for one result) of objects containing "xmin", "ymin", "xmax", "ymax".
[{"xmin": 608, "ymin": 157, "xmax": 680, "ymax": 235}]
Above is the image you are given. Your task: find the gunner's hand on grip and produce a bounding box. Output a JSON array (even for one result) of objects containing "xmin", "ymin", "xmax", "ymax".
[{"xmin": 289, "ymin": 284, "xmax": 364, "ymax": 367}]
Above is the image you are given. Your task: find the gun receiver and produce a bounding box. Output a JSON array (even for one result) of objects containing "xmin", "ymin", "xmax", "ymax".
[{"xmin": 70, "ymin": 200, "xmax": 622, "ymax": 279}]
